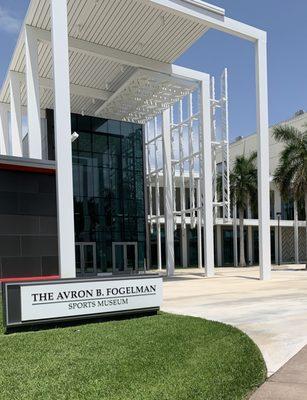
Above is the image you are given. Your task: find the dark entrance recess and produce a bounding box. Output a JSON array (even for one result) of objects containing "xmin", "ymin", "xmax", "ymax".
[
  {"xmin": 46, "ymin": 110, "xmax": 147, "ymax": 275},
  {"xmin": 0, "ymin": 156, "xmax": 58, "ymax": 280}
]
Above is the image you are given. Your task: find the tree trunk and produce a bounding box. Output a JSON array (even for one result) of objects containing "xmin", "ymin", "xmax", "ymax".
[
  {"xmin": 305, "ymin": 192, "xmax": 307, "ymax": 269},
  {"xmin": 239, "ymin": 208, "xmax": 246, "ymax": 267}
]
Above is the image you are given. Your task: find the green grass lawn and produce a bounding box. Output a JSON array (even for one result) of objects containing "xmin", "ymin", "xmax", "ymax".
[{"xmin": 0, "ymin": 302, "xmax": 266, "ymax": 400}]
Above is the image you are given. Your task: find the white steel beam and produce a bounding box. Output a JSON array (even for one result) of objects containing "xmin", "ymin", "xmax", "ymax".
[
  {"xmin": 200, "ymin": 75, "xmax": 214, "ymax": 277},
  {"xmin": 256, "ymin": 36, "xmax": 271, "ymax": 280},
  {"xmin": 0, "ymin": 103, "xmax": 9, "ymax": 155},
  {"xmin": 9, "ymin": 72, "xmax": 23, "ymax": 157},
  {"xmin": 51, "ymin": 0, "xmax": 76, "ymax": 279},
  {"xmin": 148, "ymin": 0, "xmax": 266, "ymax": 42},
  {"xmin": 25, "ymin": 25, "xmax": 42, "ymax": 159},
  {"xmin": 13, "ymin": 71, "xmax": 112, "ymax": 102},
  {"xmin": 162, "ymin": 109, "xmax": 175, "ymax": 277},
  {"xmin": 28, "ymin": 26, "xmax": 173, "ymax": 75}
]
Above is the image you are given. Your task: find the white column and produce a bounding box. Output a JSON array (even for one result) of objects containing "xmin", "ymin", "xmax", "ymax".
[
  {"xmin": 294, "ymin": 201, "xmax": 299, "ymax": 264},
  {"xmin": 157, "ymin": 223, "xmax": 162, "ymax": 271},
  {"xmin": 247, "ymin": 226, "xmax": 253, "ymax": 265},
  {"xmin": 233, "ymin": 203, "xmax": 238, "ymax": 267},
  {"xmin": 0, "ymin": 104, "xmax": 9, "ymax": 155},
  {"xmin": 247, "ymin": 199, "xmax": 253, "ymax": 265},
  {"xmin": 216, "ymin": 224, "xmax": 222, "ymax": 267},
  {"xmin": 274, "ymin": 189, "xmax": 282, "ymax": 264},
  {"xmin": 25, "ymin": 25, "xmax": 42, "ymax": 159},
  {"xmin": 197, "ymin": 179, "xmax": 203, "ymax": 269},
  {"xmin": 200, "ymin": 76, "xmax": 214, "ymax": 277},
  {"xmin": 162, "ymin": 109, "xmax": 175, "ymax": 277},
  {"xmin": 255, "ymin": 35, "xmax": 271, "ymax": 280},
  {"xmin": 9, "ymin": 72, "xmax": 23, "ymax": 157},
  {"xmin": 51, "ymin": 0, "xmax": 76, "ymax": 278}
]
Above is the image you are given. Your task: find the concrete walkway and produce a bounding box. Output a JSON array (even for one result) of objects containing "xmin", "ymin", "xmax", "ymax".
[
  {"xmin": 250, "ymin": 345, "xmax": 307, "ymax": 399},
  {"xmin": 161, "ymin": 265, "xmax": 307, "ymax": 376}
]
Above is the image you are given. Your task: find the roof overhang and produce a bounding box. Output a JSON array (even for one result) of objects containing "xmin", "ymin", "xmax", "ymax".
[
  {"xmin": 0, "ymin": 0, "xmax": 218, "ymax": 122},
  {"xmin": 0, "ymin": 0, "xmax": 265, "ymax": 124}
]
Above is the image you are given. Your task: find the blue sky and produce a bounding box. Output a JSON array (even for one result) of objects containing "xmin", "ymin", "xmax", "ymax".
[{"xmin": 1, "ymin": 0, "xmax": 306, "ymax": 140}]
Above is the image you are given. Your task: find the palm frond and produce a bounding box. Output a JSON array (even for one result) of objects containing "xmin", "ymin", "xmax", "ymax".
[
  {"xmin": 230, "ymin": 152, "xmax": 258, "ymax": 211},
  {"xmin": 273, "ymin": 125, "xmax": 301, "ymax": 144},
  {"xmin": 273, "ymin": 123, "xmax": 307, "ymax": 202}
]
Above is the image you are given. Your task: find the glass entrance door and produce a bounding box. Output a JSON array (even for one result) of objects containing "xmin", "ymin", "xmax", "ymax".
[
  {"xmin": 112, "ymin": 242, "xmax": 138, "ymax": 274},
  {"xmin": 75, "ymin": 242, "xmax": 97, "ymax": 276}
]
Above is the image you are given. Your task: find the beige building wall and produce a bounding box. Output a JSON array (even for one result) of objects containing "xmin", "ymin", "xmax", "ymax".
[{"xmin": 226, "ymin": 110, "xmax": 307, "ymax": 175}]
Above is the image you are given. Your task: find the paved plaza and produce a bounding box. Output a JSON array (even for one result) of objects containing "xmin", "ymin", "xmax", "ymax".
[
  {"xmin": 161, "ymin": 265, "xmax": 307, "ymax": 376},
  {"xmin": 250, "ymin": 345, "xmax": 307, "ymax": 399}
]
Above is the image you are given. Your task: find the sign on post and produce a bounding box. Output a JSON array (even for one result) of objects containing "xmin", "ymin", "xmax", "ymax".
[{"xmin": 2, "ymin": 275, "xmax": 163, "ymax": 329}]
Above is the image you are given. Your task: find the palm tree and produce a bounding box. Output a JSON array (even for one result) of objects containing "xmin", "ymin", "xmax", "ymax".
[
  {"xmin": 230, "ymin": 152, "xmax": 258, "ymax": 267},
  {"xmin": 273, "ymin": 124, "xmax": 307, "ymax": 266}
]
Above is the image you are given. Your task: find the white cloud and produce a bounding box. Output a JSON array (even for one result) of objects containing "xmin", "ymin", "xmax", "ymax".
[{"xmin": 0, "ymin": 6, "xmax": 21, "ymax": 35}]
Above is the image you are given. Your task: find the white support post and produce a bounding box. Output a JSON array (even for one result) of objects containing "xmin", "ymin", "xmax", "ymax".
[
  {"xmin": 255, "ymin": 36, "xmax": 271, "ymax": 280},
  {"xmin": 294, "ymin": 201, "xmax": 299, "ymax": 264},
  {"xmin": 178, "ymin": 100, "xmax": 188, "ymax": 268},
  {"xmin": 154, "ymin": 118, "xmax": 162, "ymax": 271},
  {"xmin": 233, "ymin": 203, "xmax": 238, "ymax": 267},
  {"xmin": 200, "ymin": 76, "xmax": 215, "ymax": 277},
  {"xmin": 247, "ymin": 199, "xmax": 253, "ymax": 265},
  {"xmin": 162, "ymin": 109, "xmax": 175, "ymax": 277},
  {"xmin": 25, "ymin": 25, "xmax": 42, "ymax": 159},
  {"xmin": 274, "ymin": 189, "xmax": 282, "ymax": 264},
  {"xmin": 197, "ymin": 179, "xmax": 203, "ymax": 269},
  {"xmin": 9, "ymin": 72, "xmax": 23, "ymax": 157},
  {"xmin": 0, "ymin": 104, "xmax": 9, "ymax": 155},
  {"xmin": 247, "ymin": 226, "xmax": 253, "ymax": 265},
  {"xmin": 51, "ymin": 0, "xmax": 76, "ymax": 278}
]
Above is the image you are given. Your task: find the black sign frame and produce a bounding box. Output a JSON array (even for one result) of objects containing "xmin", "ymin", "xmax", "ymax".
[{"xmin": 2, "ymin": 274, "xmax": 162, "ymax": 332}]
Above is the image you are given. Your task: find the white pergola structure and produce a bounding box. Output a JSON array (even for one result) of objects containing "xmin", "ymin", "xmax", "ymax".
[
  {"xmin": 0, "ymin": 0, "xmax": 271, "ymax": 280},
  {"xmin": 145, "ymin": 69, "xmax": 229, "ymax": 273}
]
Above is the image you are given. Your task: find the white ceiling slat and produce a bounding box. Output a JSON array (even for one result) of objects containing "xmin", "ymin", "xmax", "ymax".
[
  {"xmin": 70, "ymin": 52, "xmax": 89, "ymax": 86},
  {"xmin": 85, "ymin": 0, "xmax": 116, "ymax": 44},
  {"xmin": 167, "ymin": 26, "xmax": 205, "ymax": 62},
  {"xmin": 74, "ymin": 1, "xmax": 103, "ymax": 41},
  {"xmin": 95, "ymin": 1, "xmax": 132, "ymax": 48},
  {"xmin": 141, "ymin": 13, "xmax": 181, "ymax": 60},
  {"xmin": 67, "ymin": 0, "xmax": 84, "ymax": 36},
  {"xmin": 26, "ymin": 0, "xmax": 40, "ymax": 26},
  {"xmin": 40, "ymin": 2, "xmax": 51, "ymax": 30},
  {"xmin": 109, "ymin": 2, "xmax": 146, "ymax": 52},
  {"xmin": 30, "ymin": 0, "xmax": 46, "ymax": 27},
  {"xmin": 129, "ymin": 9, "xmax": 165, "ymax": 56},
  {"xmin": 85, "ymin": 1, "xmax": 113, "ymax": 44},
  {"xmin": 38, "ymin": 41, "xmax": 52, "ymax": 79},
  {"xmin": 158, "ymin": 21, "xmax": 201, "ymax": 61},
  {"xmin": 148, "ymin": 16, "xmax": 196, "ymax": 61}
]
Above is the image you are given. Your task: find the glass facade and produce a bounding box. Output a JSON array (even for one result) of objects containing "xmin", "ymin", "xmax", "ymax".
[{"xmin": 47, "ymin": 111, "xmax": 146, "ymax": 274}]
